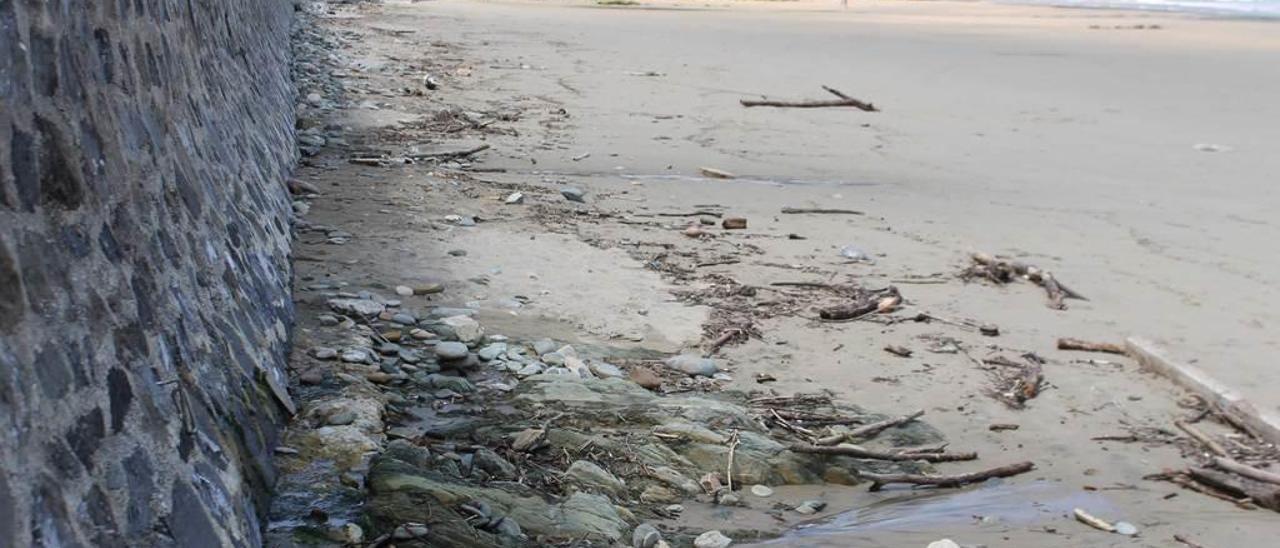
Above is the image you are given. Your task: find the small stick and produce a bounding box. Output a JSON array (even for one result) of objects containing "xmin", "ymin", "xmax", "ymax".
[
  {"xmin": 790, "ymin": 442, "xmax": 976, "ymax": 462},
  {"xmin": 780, "ymin": 207, "xmax": 866, "ymax": 215},
  {"xmin": 858, "ymin": 461, "xmax": 1035, "ymax": 491},
  {"xmin": 1212, "ymin": 457, "xmax": 1280, "ymax": 486},
  {"xmin": 1057, "ymin": 337, "xmax": 1127, "ymax": 355},
  {"xmin": 696, "ymin": 259, "xmax": 741, "ymax": 268},
  {"xmin": 883, "ymin": 345, "xmax": 913, "ymax": 358},
  {"xmin": 704, "ymin": 328, "xmax": 744, "ymax": 357},
  {"xmin": 1176, "ymin": 420, "xmax": 1230, "ymax": 457},
  {"xmin": 816, "ymin": 410, "xmax": 925, "ymax": 445},
  {"xmin": 1173, "ymin": 534, "xmax": 1207, "ymax": 548}
]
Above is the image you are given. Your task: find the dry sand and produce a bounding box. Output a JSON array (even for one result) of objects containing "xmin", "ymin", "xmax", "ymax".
[{"xmin": 300, "ymin": 0, "xmax": 1280, "ymax": 545}]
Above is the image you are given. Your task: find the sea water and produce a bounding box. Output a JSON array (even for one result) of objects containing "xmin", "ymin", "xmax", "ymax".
[{"xmin": 1013, "ymin": 0, "xmax": 1280, "ymax": 18}]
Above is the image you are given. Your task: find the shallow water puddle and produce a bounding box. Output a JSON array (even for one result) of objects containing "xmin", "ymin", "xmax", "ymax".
[{"xmin": 762, "ymin": 481, "xmax": 1111, "ymax": 546}]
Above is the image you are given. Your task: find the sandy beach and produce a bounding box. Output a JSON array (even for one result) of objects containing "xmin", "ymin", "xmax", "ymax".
[{"xmin": 280, "ymin": 0, "xmax": 1280, "ymax": 545}]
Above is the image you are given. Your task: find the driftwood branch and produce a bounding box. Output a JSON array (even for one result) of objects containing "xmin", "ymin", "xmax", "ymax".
[
  {"xmin": 1057, "ymin": 337, "xmax": 1127, "ymax": 355},
  {"xmin": 790, "ymin": 443, "xmax": 976, "ymax": 463},
  {"xmin": 1212, "ymin": 457, "xmax": 1280, "ymax": 486},
  {"xmin": 964, "ymin": 252, "xmax": 1086, "ymax": 309},
  {"xmin": 1175, "ymin": 419, "xmax": 1229, "ymax": 457},
  {"xmin": 741, "ymin": 86, "xmax": 878, "ymax": 111},
  {"xmin": 817, "ymin": 410, "xmax": 925, "ymax": 446},
  {"xmin": 858, "ymin": 461, "xmax": 1036, "ymax": 491},
  {"xmin": 408, "ymin": 143, "xmax": 491, "ymax": 160},
  {"xmin": 780, "ymin": 207, "xmax": 865, "ymax": 215},
  {"xmin": 1188, "ymin": 467, "xmax": 1280, "ymax": 511}
]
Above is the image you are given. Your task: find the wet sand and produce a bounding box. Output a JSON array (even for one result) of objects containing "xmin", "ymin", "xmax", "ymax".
[{"xmin": 296, "ymin": 0, "xmax": 1280, "ymax": 545}]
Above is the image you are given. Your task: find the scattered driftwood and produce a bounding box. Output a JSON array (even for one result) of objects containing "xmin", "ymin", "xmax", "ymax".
[
  {"xmin": 780, "ymin": 207, "xmax": 865, "ymax": 215},
  {"xmin": 1175, "ymin": 419, "xmax": 1229, "ymax": 457},
  {"xmin": 1057, "ymin": 337, "xmax": 1127, "ymax": 355},
  {"xmin": 1188, "ymin": 467, "xmax": 1280, "ymax": 511},
  {"xmin": 1212, "ymin": 457, "xmax": 1280, "ymax": 486},
  {"xmin": 816, "ymin": 410, "xmax": 925, "ymax": 446},
  {"xmin": 987, "ymin": 354, "xmax": 1045, "ymax": 409},
  {"xmin": 818, "ymin": 287, "xmax": 900, "ymax": 321},
  {"xmin": 857, "ymin": 461, "xmax": 1035, "ymax": 491},
  {"xmin": 1148, "ymin": 470, "xmax": 1255, "ymax": 508},
  {"xmin": 790, "ymin": 443, "xmax": 976, "ymax": 463},
  {"xmin": 961, "ymin": 252, "xmax": 1086, "ymax": 310},
  {"xmin": 699, "ymin": 167, "xmax": 736, "ymax": 179},
  {"xmin": 741, "ymin": 86, "xmax": 878, "ymax": 111}
]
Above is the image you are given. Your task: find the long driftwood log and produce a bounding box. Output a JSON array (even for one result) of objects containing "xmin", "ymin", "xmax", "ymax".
[
  {"xmin": 818, "ymin": 287, "xmax": 900, "ymax": 321},
  {"xmin": 1188, "ymin": 467, "xmax": 1280, "ymax": 511},
  {"xmin": 858, "ymin": 461, "xmax": 1036, "ymax": 491},
  {"xmin": 816, "ymin": 410, "xmax": 925, "ymax": 445},
  {"xmin": 790, "ymin": 443, "xmax": 976, "ymax": 463},
  {"xmin": 1212, "ymin": 457, "xmax": 1280, "ymax": 486},
  {"xmin": 780, "ymin": 207, "xmax": 866, "ymax": 215},
  {"xmin": 741, "ymin": 86, "xmax": 878, "ymax": 112},
  {"xmin": 1057, "ymin": 337, "xmax": 1127, "ymax": 355}
]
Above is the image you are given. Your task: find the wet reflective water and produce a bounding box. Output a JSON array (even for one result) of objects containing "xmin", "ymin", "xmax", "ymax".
[{"xmin": 761, "ymin": 481, "xmax": 1110, "ymax": 547}]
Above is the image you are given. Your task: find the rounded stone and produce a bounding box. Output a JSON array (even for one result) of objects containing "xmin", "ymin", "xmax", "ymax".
[
  {"xmin": 693, "ymin": 530, "xmax": 732, "ymax": 548},
  {"xmin": 434, "ymin": 342, "xmax": 470, "ymax": 360},
  {"xmin": 749, "ymin": 484, "xmax": 773, "ymax": 498}
]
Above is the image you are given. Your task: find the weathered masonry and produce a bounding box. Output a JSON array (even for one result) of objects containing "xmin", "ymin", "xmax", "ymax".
[{"xmin": 1, "ymin": 1, "xmax": 297, "ymax": 546}]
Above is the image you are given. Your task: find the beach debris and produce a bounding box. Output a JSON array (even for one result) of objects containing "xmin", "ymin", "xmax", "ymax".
[
  {"xmin": 961, "ymin": 252, "xmax": 1086, "ymax": 310},
  {"xmin": 780, "ymin": 207, "xmax": 864, "ymax": 215},
  {"xmin": 1212, "ymin": 457, "xmax": 1280, "ymax": 485},
  {"xmin": 815, "ymin": 409, "xmax": 925, "ymax": 446},
  {"xmin": 741, "ymin": 85, "xmax": 878, "ymax": 111},
  {"xmin": 790, "ymin": 443, "xmax": 977, "ymax": 463},
  {"xmin": 986, "ymin": 353, "xmax": 1044, "ymax": 409},
  {"xmin": 749, "ymin": 484, "xmax": 774, "ymax": 497},
  {"xmin": 1175, "ymin": 419, "xmax": 1229, "ymax": 457},
  {"xmin": 1174, "ymin": 533, "xmax": 1208, "ymax": 548},
  {"xmin": 560, "ymin": 187, "xmax": 587, "ymax": 202},
  {"xmin": 1073, "ymin": 508, "xmax": 1116, "ymax": 533},
  {"xmin": 857, "ymin": 461, "xmax": 1035, "ymax": 491},
  {"xmin": 721, "ymin": 217, "xmax": 747, "ymax": 229},
  {"xmin": 699, "ymin": 167, "xmax": 736, "ymax": 179},
  {"xmin": 1193, "ymin": 143, "xmax": 1231, "ymax": 152},
  {"xmin": 817, "ymin": 286, "xmax": 899, "ymax": 321},
  {"xmin": 1057, "ymin": 337, "xmax": 1127, "ymax": 355},
  {"xmin": 505, "ymin": 192, "xmax": 525, "ymax": 204},
  {"xmin": 926, "ymin": 541, "xmax": 962, "ymax": 548},
  {"xmin": 839, "ymin": 245, "xmax": 874, "ymax": 263},
  {"xmin": 572, "ymin": 152, "xmax": 591, "ymax": 161},
  {"xmin": 884, "ymin": 345, "xmax": 913, "ymax": 358},
  {"xmin": 795, "ymin": 500, "xmax": 827, "ymax": 515},
  {"xmin": 989, "ymin": 423, "xmax": 1020, "ymax": 432}
]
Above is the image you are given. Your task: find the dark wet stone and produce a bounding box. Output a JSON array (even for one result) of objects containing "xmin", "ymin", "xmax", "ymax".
[
  {"xmin": 0, "ymin": 473, "xmax": 15, "ymax": 547},
  {"xmin": 44, "ymin": 440, "xmax": 83, "ymax": 480},
  {"xmin": 0, "ymin": 242, "xmax": 23, "ymax": 332},
  {"xmin": 122, "ymin": 450, "xmax": 154, "ymax": 536},
  {"xmin": 10, "ymin": 124, "xmax": 39, "ymax": 211},
  {"xmin": 107, "ymin": 368, "xmax": 133, "ymax": 433},
  {"xmin": 66, "ymin": 407, "xmax": 106, "ymax": 468},
  {"xmin": 34, "ymin": 114, "xmax": 85, "ymax": 210},
  {"xmin": 30, "ymin": 478, "xmax": 77, "ymax": 547}
]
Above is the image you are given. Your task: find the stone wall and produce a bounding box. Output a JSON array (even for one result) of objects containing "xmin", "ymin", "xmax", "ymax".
[{"xmin": 0, "ymin": 1, "xmax": 296, "ymax": 546}]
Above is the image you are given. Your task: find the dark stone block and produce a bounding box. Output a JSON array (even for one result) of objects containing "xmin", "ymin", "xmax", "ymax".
[
  {"xmin": 111, "ymin": 324, "xmax": 148, "ymax": 362},
  {"xmin": 45, "ymin": 439, "xmax": 83, "ymax": 480},
  {"xmin": 0, "ymin": 473, "xmax": 14, "ymax": 548},
  {"xmin": 82, "ymin": 483, "xmax": 123, "ymax": 542},
  {"xmin": 93, "ymin": 28, "xmax": 114, "ymax": 83},
  {"xmin": 29, "ymin": 31, "xmax": 58, "ymax": 97},
  {"xmin": 10, "ymin": 123, "xmax": 38, "ymax": 211},
  {"xmin": 34, "ymin": 115, "xmax": 86, "ymax": 210},
  {"xmin": 122, "ymin": 449, "xmax": 154, "ymax": 536},
  {"xmin": 59, "ymin": 223, "xmax": 91, "ymax": 258},
  {"xmin": 66, "ymin": 407, "xmax": 105, "ymax": 468},
  {"xmin": 107, "ymin": 368, "xmax": 133, "ymax": 433},
  {"xmin": 129, "ymin": 272, "xmax": 155, "ymax": 329},
  {"xmin": 31, "ymin": 478, "xmax": 79, "ymax": 548},
  {"xmin": 0, "ymin": 240, "xmax": 22, "ymax": 332},
  {"xmin": 169, "ymin": 480, "xmax": 221, "ymax": 548},
  {"xmin": 97, "ymin": 223, "xmax": 122, "ymax": 262},
  {"xmin": 33, "ymin": 345, "xmax": 72, "ymax": 400}
]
